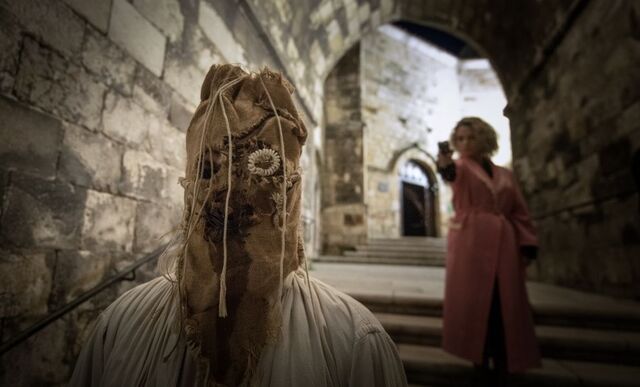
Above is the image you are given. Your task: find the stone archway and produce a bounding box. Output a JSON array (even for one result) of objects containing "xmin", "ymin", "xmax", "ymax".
[{"xmin": 251, "ymin": 0, "xmax": 640, "ymax": 297}]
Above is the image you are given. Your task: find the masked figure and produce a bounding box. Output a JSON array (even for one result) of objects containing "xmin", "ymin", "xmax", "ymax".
[{"xmin": 69, "ymin": 64, "xmax": 407, "ymax": 387}]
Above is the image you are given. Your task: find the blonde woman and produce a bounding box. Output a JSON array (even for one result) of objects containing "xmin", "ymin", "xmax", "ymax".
[{"xmin": 437, "ymin": 117, "xmax": 540, "ymax": 385}]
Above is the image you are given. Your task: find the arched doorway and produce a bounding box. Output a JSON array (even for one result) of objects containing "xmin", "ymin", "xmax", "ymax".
[{"xmin": 399, "ymin": 160, "xmax": 436, "ymax": 236}]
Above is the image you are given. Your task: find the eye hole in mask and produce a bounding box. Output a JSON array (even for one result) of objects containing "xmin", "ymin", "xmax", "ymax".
[{"xmin": 198, "ymin": 150, "xmax": 223, "ymax": 180}]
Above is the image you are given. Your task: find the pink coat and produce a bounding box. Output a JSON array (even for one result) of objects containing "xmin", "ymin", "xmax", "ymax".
[{"xmin": 442, "ymin": 157, "xmax": 541, "ymax": 372}]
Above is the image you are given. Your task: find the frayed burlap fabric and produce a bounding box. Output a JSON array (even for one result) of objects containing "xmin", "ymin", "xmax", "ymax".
[{"xmin": 178, "ymin": 64, "xmax": 308, "ymax": 386}]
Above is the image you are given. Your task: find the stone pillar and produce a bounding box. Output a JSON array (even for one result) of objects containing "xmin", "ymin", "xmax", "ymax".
[{"xmin": 321, "ymin": 44, "xmax": 367, "ymax": 254}]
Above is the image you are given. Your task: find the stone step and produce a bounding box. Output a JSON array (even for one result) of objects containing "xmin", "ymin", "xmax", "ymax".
[
  {"xmin": 350, "ymin": 292, "xmax": 640, "ymax": 331},
  {"xmin": 377, "ymin": 313, "xmax": 640, "ymax": 366},
  {"xmin": 366, "ymin": 237, "xmax": 446, "ymax": 247},
  {"xmin": 354, "ymin": 244, "xmax": 446, "ymax": 253},
  {"xmin": 370, "ymin": 237, "xmax": 446, "ymax": 242},
  {"xmin": 398, "ymin": 344, "xmax": 640, "ymax": 387},
  {"xmin": 316, "ymin": 255, "xmax": 446, "ymax": 267},
  {"xmin": 344, "ymin": 250, "xmax": 446, "ymax": 259}
]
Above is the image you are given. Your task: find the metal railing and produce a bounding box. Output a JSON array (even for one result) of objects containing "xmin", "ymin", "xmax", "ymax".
[{"xmin": 0, "ymin": 245, "xmax": 166, "ymax": 356}]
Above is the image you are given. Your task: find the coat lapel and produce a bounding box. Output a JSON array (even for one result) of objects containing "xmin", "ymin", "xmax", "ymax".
[{"xmin": 463, "ymin": 157, "xmax": 497, "ymax": 198}]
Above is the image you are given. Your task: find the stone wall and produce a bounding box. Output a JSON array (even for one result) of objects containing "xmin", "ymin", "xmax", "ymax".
[
  {"xmin": 0, "ymin": 0, "xmax": 319, "ymax": 384},
  {"xmin": 321, "ymin": 44, "xmax": 367, "ymax": 253},
  {"xmin": 508, "ymin": 0, "xmax": 640, "ymax": 298},
  {"xmin": 362, "ymin": 25, "xmax": 458, "ymax": 239}
]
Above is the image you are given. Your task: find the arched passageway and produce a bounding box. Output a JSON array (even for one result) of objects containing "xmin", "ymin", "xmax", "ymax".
[
  {"xmin": 399, "ymin": 160, "xmax": 437, "ymax": 237},
  {"xmin": 320, "ymin": 21, "xmax": 509, "ymax": 252}
]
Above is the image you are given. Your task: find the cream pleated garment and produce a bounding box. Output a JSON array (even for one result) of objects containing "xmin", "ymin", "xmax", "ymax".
[{"xmin": 69, "ymin": 269, "xmax": 408, "ymax": 387}]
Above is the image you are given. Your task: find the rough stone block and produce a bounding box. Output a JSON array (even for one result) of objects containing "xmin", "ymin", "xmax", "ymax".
[
  {"xmin": 163, "ymin": 44, "xmax": 207, "ymax": 106},
  {"xmin": 380, "ymin": 0, "xmax": 394, "ymax": 16},
  {"xmin": 0, "ymin": 169, "xmax": 8, "ymax": 214},
  {"xmin": 616, "ymin": 101, "xmax": 640, "ymax": 137},
  {"xmin": 0, "ymin": 251, "xmax": 52, "ymax": 318},
  {"xmin": 310, "ymin": 1, "xmax": 335, "ymax": 29},
  {"xmin": 1, "ymin": 173, "xmax": 85, "ymax": 249},
  {"xmin": 0, "ymin": 73, "xmax": 14, "ymax": 96},
  {"xmin": 326, "ymin": 20, "xmax": 344, "ymax": 53},
  {"xmin": 286, "ymin": 39, "xmax": 300, "ymax": 61},
  {"xmin": 187, "ymin": 27, "xmax": 225, "ymax": 72},
  {"xmin": 164, "ymin": 166, "xmax": 184, "ymax": 206},
  {"xmin": 132, "ymin": 65, "xmax": 172, "ymax": 116},
  {"xmin": 0, "ymin": 316, "xmax": 70, "ymax": 386},
  {"xmin": 169, "ymin": 93, "xmax": 195, "ymax": 132},
  {"xmin": 102, "ymin": 91, "xmax": 150, "ymax": 147},
  {"xmin": 14, "ymin": 38, "xmax": 107, "ymax": 130},
  {"xmin": 0, "ymin": 8, "xmax": 21, "ymax": 76},
  {"xmin": 133, "ymin": 0, "xmax": 184, "ymax": 42},
  {"xmin": 81, "ymin": 189, "xmax": 136, "ymax": 252},
  {"xmin": 108, "ymin": 0, "xmax": 166, "ymax": 76},
  {"xmin": 587, "ymin": 247, "xmax": 635, "ymax": 291},
  {"xmin": 2, "ymin": 0, "xmax": 84, "ymax": 57},
  {"xmin": 0, "ymin": 96, "xmax": 63, "ymax": 179},
  {"xmin": 49, "ymin": 250, "xmax": 110, "ymax": 308},
  {"xmin": 309, "ymin": 40, "xmax": 327, "ymax": 77},
  {"xmin": 81, "ymin": 25, "xmax": 136, "ymax": 96},
  {"xmin": 58, "ymin": 122, "xmax": 122, "ymax": 192},
  {"xmin": 148, "ymin": 117, "xmax": 187, "ymax": 169},
  {"xmin": 198, "ymin": 1, "xmax": 247, "ymax": 65},
  {"xmin": 63, "ymin": 0, "xmax": 112, "ymax": 33},
  {"xmin": 120, "ymin": 149, "xmax": 168, "ymax": 200},
  {"xmin": 599, "ymin": 137, "xmax": 631, "ymax": 176},
  {"xmin": 133, "ymin": 201, "xmax": 181, "ymax": 253},
  {"xmin": 268, "ymin": 23, "xmax": 286, "ymax": 55}
]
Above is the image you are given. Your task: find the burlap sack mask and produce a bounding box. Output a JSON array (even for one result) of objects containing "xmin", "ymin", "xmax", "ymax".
[{"xmin": 176, "ymin": 64, "xmax": 308, "ymax": 386}]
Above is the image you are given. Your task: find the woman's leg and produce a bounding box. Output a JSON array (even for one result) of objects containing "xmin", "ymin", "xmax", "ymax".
[
  {"xmin": 474, "ymin": 279, "xmax": 509, "ymax": 386},
  {"xmin": 489, "ymin": 281, "xmax": 508, "ymax": 386}
]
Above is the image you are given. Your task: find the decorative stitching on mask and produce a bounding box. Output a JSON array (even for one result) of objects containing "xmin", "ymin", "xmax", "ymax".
[{"xmin": 247, "ymin": 148, "xmax": 281, "ymax": 176}]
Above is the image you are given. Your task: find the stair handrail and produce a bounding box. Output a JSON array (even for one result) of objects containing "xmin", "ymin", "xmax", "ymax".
[{"xmin": 0, "ymin": 245, "xmax": 166, "ymax": 356}]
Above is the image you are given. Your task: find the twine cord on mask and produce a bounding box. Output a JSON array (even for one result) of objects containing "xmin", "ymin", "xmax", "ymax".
[
  {"xmin": 258, "ymin": 75, "xmax": 288, "ymax": 301},
  {"xmin": 183, "ymin": 77, "xmax": 242, "ymax": 252},
  {"xmin": 218, "ymin": 89, "xmax": 233, "ymax": 318},
  {"xmin": 179, "ymin": 73, "xmax": 246, "ymax": 320},
  {"xmin": 178, "ymin": 75, "xmax": 218, "ymax": 333}
]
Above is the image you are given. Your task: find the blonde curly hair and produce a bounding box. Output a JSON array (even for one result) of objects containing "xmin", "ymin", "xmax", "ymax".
[{"xmin": 449, "ymin": 116, "xmax": 498, "ymax": 157}]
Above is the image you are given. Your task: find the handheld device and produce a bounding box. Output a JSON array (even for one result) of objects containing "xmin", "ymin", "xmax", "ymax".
[{"xmin": 438, "ymin": 141, "xmax": 451, "ymax": 154}]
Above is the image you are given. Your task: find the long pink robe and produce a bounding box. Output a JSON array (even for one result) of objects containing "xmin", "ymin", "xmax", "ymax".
[{"xmin": 442, "ymin": 157, "xmax": 541, "ymax": 372}]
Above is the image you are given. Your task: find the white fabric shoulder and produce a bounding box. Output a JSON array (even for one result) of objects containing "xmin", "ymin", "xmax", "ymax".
[
  {"xmin": 256, "ymin": 270, "xmax": 407, "ymax": 387},
  {"xmin": 69, "ymin": 271, "xmax": 408, "ymax": 387},
  {"xmin": 69, "ymin": 276, "xmax": 185, "ymax": 387}
]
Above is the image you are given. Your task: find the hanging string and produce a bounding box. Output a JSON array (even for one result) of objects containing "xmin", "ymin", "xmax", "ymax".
[
  {"xmin": 218, "ymin": 86, "xmax": 234, "ymax": 318},
  {"xmin": 178, "ymin": 71, "xmax": 246, "ymax": 320},
  {"xmin": 258, "ymin": 75, "xmax": 288, "ymax": 302},
  {"xmin": 177, "ymin": 71, "xmax": 219, "ymax": 333}
]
